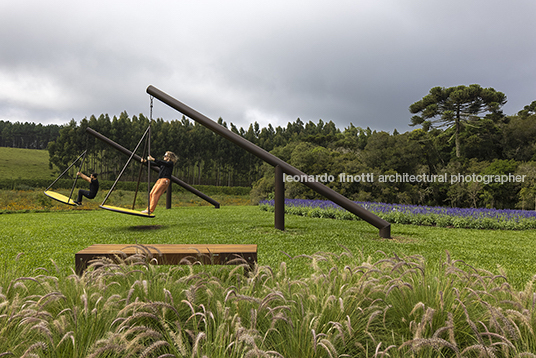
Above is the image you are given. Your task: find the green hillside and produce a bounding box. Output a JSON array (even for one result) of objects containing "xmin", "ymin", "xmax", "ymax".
[{"xmin": 0, "ymin": 147, "xmax": 55, "ymax": 180}]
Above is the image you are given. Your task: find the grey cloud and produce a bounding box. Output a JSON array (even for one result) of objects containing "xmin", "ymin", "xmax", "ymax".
[{"xmin": 1, "ymin": 0, "xmax": 535, "ymax": 132}]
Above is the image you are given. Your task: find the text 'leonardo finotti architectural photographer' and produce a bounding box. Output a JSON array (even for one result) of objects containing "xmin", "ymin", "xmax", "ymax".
[{"xmin": 283, "ymin": 172, "xmax": 526, "ymax": 185}]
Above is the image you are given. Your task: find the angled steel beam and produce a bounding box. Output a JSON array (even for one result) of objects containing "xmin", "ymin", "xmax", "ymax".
[
  {"xmin": 86, "ymin": 127, "xmax": 220, "ymax": 209},
  {"xmin": 146, "ymin": 85, "xmax": 390, "ymax": 238}
]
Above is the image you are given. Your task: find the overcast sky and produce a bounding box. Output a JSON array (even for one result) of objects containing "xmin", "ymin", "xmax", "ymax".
[{"xmin": 1, "ymin": 0, "xmax": 535, "ymax": 133}]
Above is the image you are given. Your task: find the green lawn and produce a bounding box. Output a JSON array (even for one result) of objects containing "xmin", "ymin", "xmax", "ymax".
[
  {"xmin": 0, "ymin": 147, "xmax": 54, "ymax": 180},
  {"xmin": 4, "ymin": 148, "xmax": 536, "ymax": 356},
  {"xmin": 1, "ymin": 205, "xmax": 535, "ymax": 289}
]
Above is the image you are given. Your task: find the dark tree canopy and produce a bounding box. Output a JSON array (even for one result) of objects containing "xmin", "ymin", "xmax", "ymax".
[
  {"xmin": 517, "ymin": 100, "xmax": 536, "ymax": 119},
  {"xmin": 409, "ymin": 84, "xmax": 507, "ymax": 157},
  {"xmin": 5, "ymin": 89, "xmax": 536, "ymax": 210}
]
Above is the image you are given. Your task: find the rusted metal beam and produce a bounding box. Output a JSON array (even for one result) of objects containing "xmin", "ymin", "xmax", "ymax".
[
  {"xmin": 86, "ymin": 127, "xmax": 220, "ymax": 209},
  {"xmin": 274, "ymin": 165, "xmax": 285, "ymax": 230},
  {"xmin": 146, "ymin": 85, "xmax": 391, "ymax": 238}
]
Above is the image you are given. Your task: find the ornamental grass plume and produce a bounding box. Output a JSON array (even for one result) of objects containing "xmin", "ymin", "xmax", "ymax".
[{"xmin": 3, "ymin": 246, "xmax": 536, "ymax": 356}]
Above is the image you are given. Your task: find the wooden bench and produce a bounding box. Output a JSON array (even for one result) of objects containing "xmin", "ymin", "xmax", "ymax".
[{"xmin": 75, "ymin": 244, "xmax": 257, "ymax": 274}]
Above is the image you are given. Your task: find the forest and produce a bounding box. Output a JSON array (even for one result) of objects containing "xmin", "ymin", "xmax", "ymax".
[{"xmin": 1, "ymin": 85, "xmax": 536, "ymax": 210}]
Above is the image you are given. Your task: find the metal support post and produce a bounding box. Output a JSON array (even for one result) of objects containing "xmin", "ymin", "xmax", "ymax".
[
  {"xmin": 166, "ymin": 182, "xmax": 172, "ymax": 209},
  {"xmin": 275, "ymin": 165, "xmax": 285, "ymax": 231}
]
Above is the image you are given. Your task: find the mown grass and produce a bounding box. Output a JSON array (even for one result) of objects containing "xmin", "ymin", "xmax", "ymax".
[
  {"xmin": 1, "ymin": 205, "xmax": 535, "ymax": 290},
  {"xmin": 2, "ymin": 193, "xmax": 536, "ymax": 357},
  {"xmin": 2, "ymin": 207, "xmax": 536, "ymax": 356},
  {"xmin": 3, "ymin": 148, "xmax": 536, "ymax": 356},
  {"xmin": 0, "ymin": 147, "xmax": 54, "ymax": 180}
]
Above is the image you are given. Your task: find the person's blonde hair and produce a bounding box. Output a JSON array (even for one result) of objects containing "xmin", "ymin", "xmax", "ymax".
[{"xmin": 165, "ymin": 151, "xmax": 178, "ymax": 164}]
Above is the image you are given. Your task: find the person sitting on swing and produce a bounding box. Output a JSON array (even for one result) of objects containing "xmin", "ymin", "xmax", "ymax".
[
  {"xmin": 74, "ymin": 172, "xmax": 99, "ymax": 205},
  {"xmin": 141, "ymin": 151, "xmax": 178, "ymax": 214}
]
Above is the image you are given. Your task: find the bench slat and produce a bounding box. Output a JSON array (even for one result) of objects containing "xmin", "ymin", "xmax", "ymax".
[{"xmin": 75, "ymin": 244, "xmax": 257, "ymax": 274}]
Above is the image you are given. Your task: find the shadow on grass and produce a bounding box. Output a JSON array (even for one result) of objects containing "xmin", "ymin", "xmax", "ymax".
[{"xmin": 127, "ymin": 225, "xmax": 166, "ymax": 231}]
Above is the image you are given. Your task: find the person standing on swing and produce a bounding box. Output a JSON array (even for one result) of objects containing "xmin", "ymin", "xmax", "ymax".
[
  {"xmin": 74, "ymin": 172, "xmax": 99, "ymax": 205},
  {"xmin": 141, "ymin": 151, "xmax": 178, "ymax": 214}
]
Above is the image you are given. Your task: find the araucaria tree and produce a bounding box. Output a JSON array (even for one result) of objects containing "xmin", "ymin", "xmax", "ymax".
[{"xmin": 409, "ymin": 84, "xmax": 507, "ymax": 157}]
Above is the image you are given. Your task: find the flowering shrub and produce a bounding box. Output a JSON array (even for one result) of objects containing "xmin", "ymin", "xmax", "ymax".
[{"xmin": 259, "ymin": 199, "xmax": 536, "ymax": 230}]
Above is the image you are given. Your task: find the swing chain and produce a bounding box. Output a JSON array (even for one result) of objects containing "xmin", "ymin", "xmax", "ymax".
[{"xmin": 149, "ymin": 96, "xmax": 154, "ymax": 122}]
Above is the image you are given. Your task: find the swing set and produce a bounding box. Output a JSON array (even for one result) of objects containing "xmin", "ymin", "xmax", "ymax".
[
  {"xmin": 44, "ymin": 97, "xmax": 158, "ymax": 217},
  {"xmin": 44, "ymin": 125, "xmax": 156, "ymax": 217},
  {"xmin": 99, "ymin": 125, "xmax": 155, "ymax": 218},
  {"xmin": 44, "ymin": 150, "xmax": 87, "ymax": 206}
]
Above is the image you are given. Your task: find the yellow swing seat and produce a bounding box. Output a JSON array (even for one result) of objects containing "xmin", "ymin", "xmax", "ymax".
[
  {"xmin": 99, "ymin": 204, "xmax": 155, "ymax": 218},
  {"xmin": 44, "ymin": 190, "xmax": 79, "ymax": 206}
]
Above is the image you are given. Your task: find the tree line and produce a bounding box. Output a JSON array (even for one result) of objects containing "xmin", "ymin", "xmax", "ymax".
[
  {"xmin": 0, "ymin": 120, "xmax": 61, "ymax": 149},
  {"xmin": 250, "ymin": 85, "xmax": 536, "ymax": 210},
  {"xmin": 44, "ymin": 113, "xmax": 259, "ymax": 187},
  {"xmin": 39, "ymin": 111, "xmax": 342, "ymax": 187},
  {"xmin": 2, "ymin": 84, "xmax": 536, "ymax": 209}
]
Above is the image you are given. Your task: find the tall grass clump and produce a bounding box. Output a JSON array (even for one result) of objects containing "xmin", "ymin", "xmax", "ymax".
[
  {"xmin": 2, "ymin": 246, "xmax": 536, "ymax": 357},
  {"xmin": 260, "ymin": 199, "xmax": 536, "ymax": 230}
]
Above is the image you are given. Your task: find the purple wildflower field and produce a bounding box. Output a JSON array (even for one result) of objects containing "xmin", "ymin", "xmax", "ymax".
[{"xmin": 259, "ymin": 198, "xmax": 536, "ymax": 229}]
